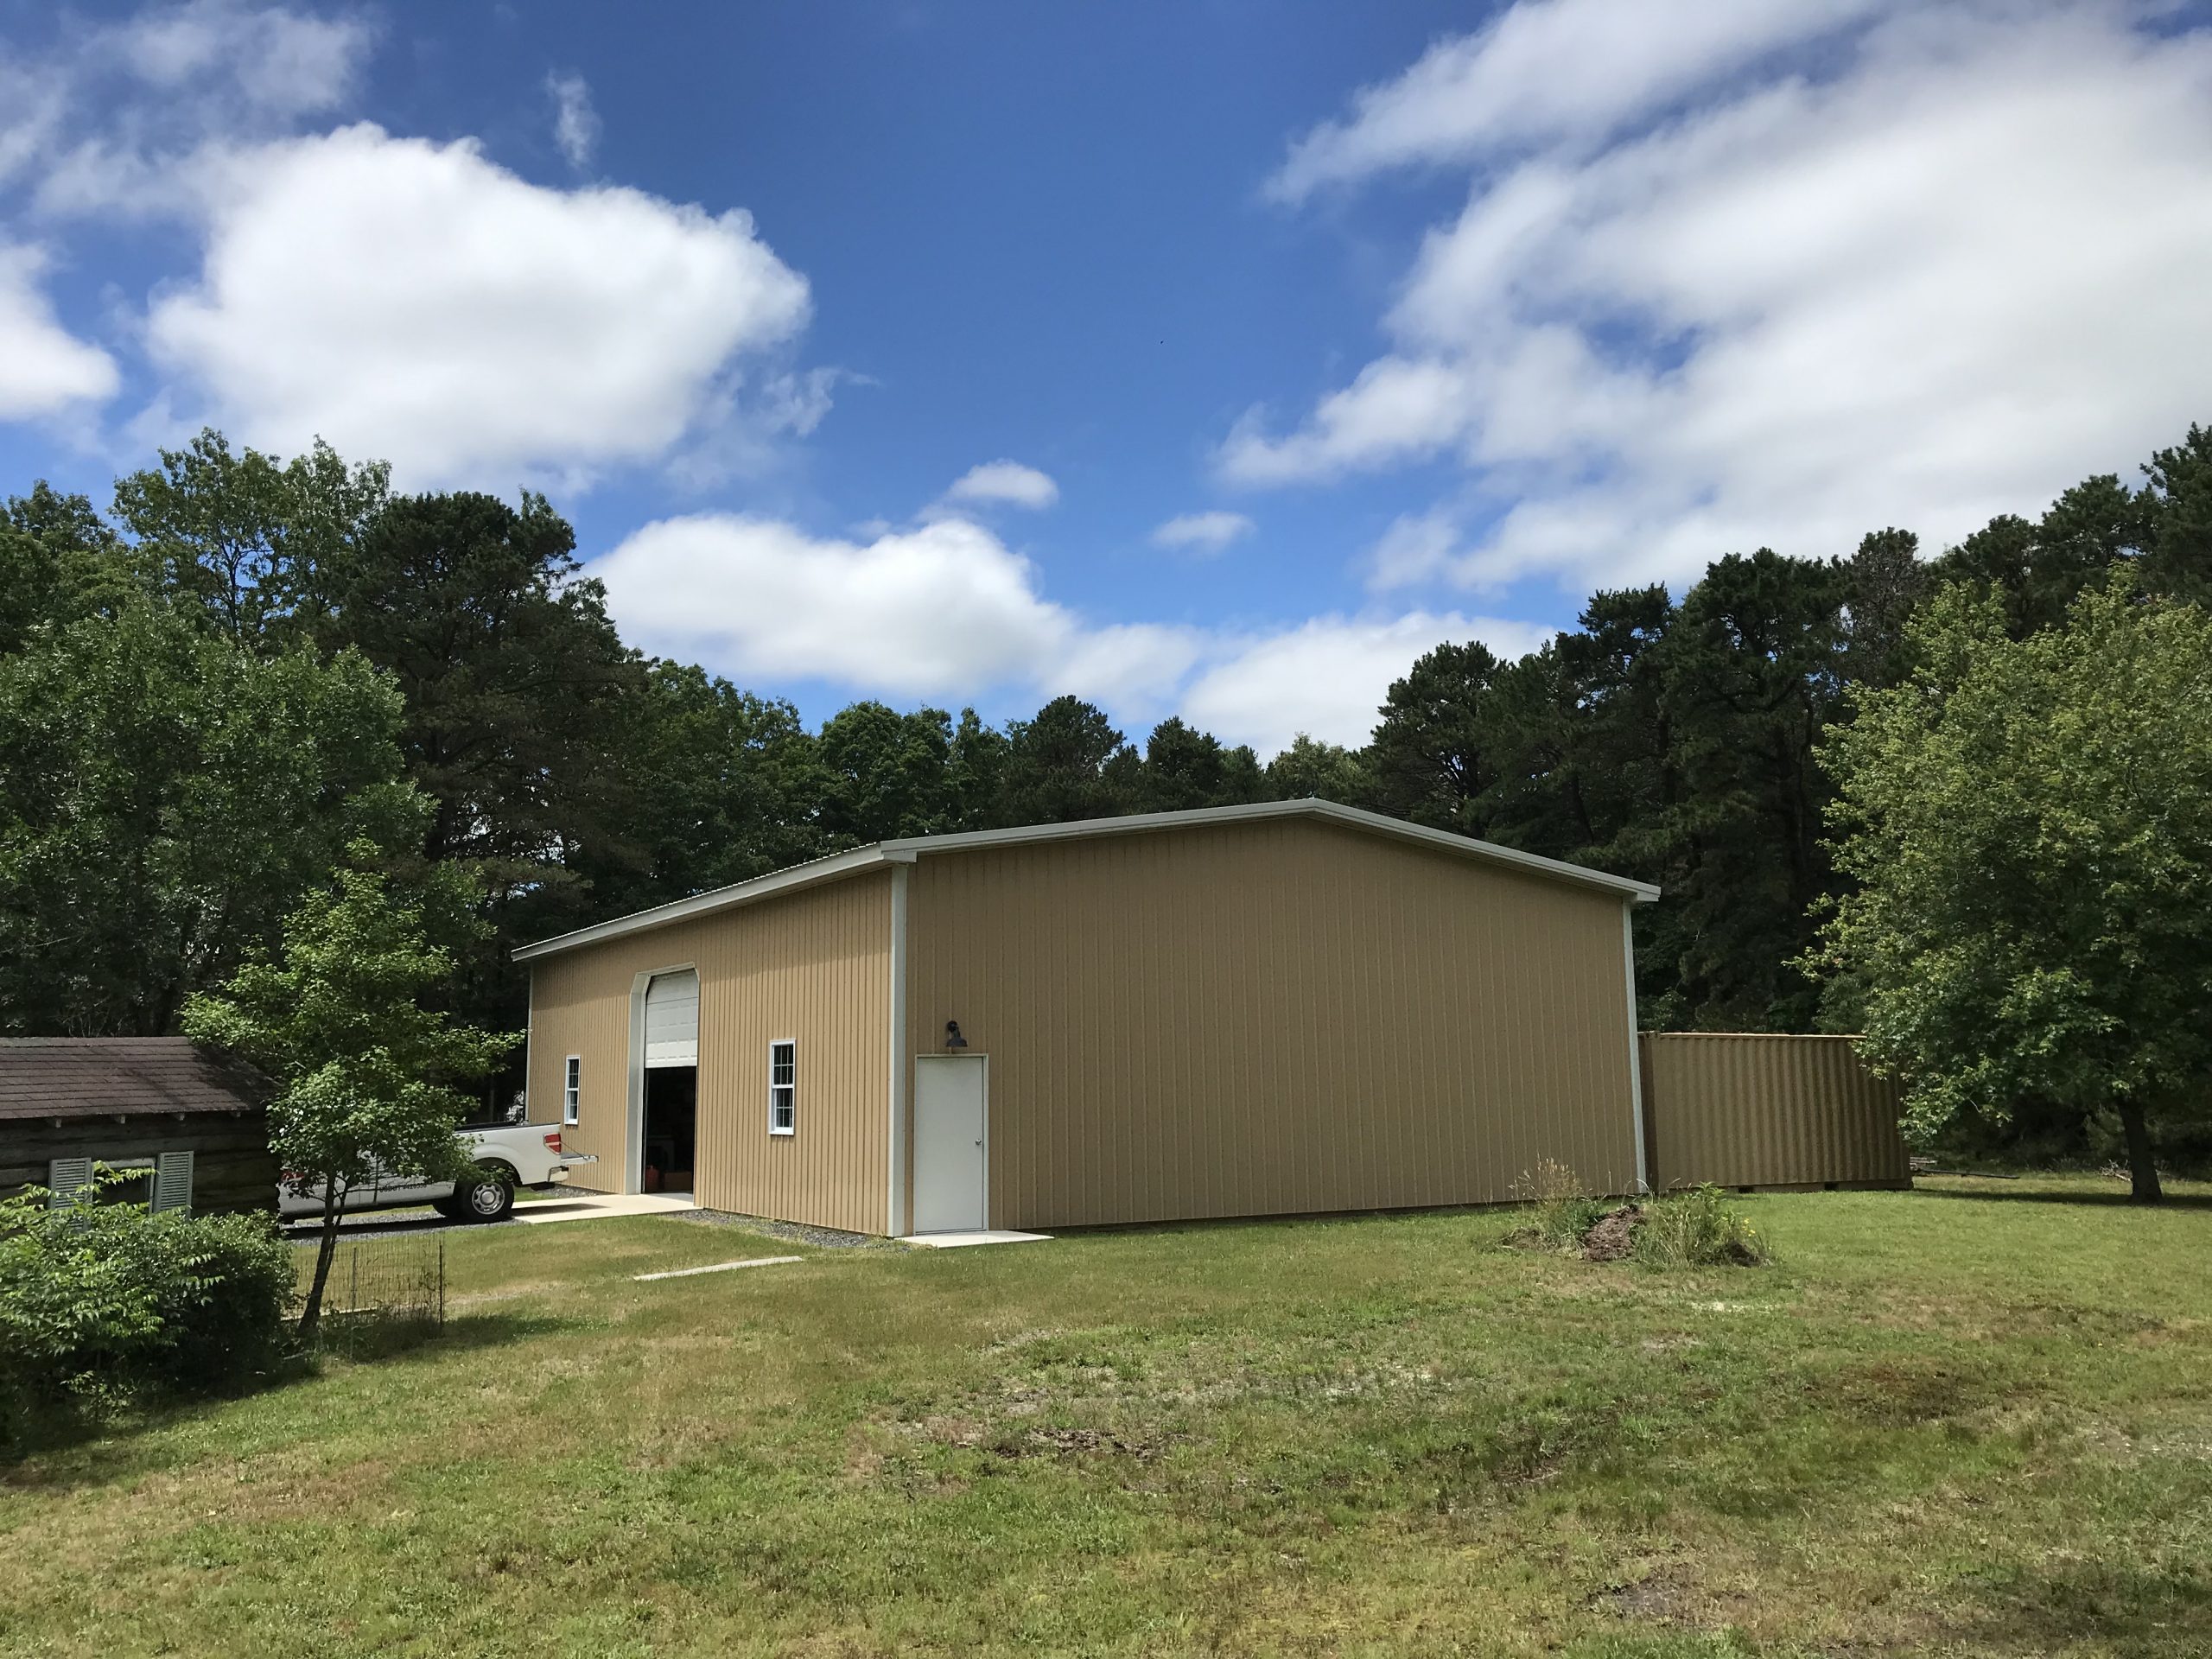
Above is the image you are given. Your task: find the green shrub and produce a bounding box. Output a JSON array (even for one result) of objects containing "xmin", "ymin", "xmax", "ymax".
[
  {"xmin": 0, "ymin": 1171, "xmax": 296, "ymax": 1445},
  {"xmin": 1635, "ymin": 1185, "xmax": 1771, "ymax": 1268}
]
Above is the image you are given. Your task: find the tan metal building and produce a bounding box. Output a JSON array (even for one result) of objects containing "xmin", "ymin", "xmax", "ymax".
[{"xmin": 518, "ymin": 801, "xmax": 1659, "ymax": 1236}]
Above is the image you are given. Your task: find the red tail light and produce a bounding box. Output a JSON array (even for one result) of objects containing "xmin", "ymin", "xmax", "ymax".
[{"xmin": 542, "ymin": 1132, "xmax": 563, "ymax": 1154}]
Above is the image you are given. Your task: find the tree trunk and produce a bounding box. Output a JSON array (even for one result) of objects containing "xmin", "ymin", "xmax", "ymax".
[
  {"xmin": 2117, "ymin": 1099, "xmax": 2163, "ymax": 1205},
  {"xmin": 298, "ymin": 1181, "xmax": 346, "ymax": 1341}
]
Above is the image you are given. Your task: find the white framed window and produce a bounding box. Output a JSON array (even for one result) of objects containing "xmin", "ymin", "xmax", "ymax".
[
  {"xmin": 563, "ymin": 1055, "xmax": 581, "ymax": 1126},
  {"xmin": 768, "ymin": 1039, "xmax": 797, "ymax": 1135}
]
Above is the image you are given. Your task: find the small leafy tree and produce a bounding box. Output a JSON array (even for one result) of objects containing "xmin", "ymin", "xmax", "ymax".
[
  {"xmin": 1814, "ymin": 575, "xmax": 2212, "ymax": 1201},
  {"xmin": 183, "ymin": 850, "xmax": 518, "ymax": 1337}
]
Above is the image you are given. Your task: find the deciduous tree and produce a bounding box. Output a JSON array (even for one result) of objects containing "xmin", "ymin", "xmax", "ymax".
[
  {"xmin": 0, "ymin": 606, "xmax": 422, "ymax": 1035},
  {"xmin": 112, "ymin": 429, "xmax": 389, "ymax": 648},
  {"xmin": 1815, "ymin": 575, "xmax": 2212, "ymax": 1202},
  {"xmin": 1262, "ymin": 734, "xmax": 1370, "ymax": 805}
]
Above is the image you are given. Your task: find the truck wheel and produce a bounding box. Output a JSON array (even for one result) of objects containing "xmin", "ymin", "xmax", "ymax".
[{"xmin": 453, "ymin": 1166, "xmax": 515, "ymax": 1223}]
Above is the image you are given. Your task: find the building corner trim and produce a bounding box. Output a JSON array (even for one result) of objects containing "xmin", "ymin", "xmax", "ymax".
[
  {"xmin": 1623, "ymin": 902, "xmax": 1649, "ymax": 1195},
  {"xmin": 887, "ymin": 862, "xmax": 910, "ymax": 1237},
  {"xmin": 625, "ymin": 971, "xmax": 652, "ymax": 1195}
]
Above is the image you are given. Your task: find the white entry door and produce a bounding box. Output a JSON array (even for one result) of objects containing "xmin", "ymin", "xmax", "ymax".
[{"xmin": 912, "ymin": 1056, "xmax": 987, "ymax": 1233}]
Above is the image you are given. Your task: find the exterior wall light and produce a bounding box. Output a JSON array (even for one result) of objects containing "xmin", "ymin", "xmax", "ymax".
[{"xmin": 944, "ymin": 1020, "xmax": 969, "ymax": 1050}]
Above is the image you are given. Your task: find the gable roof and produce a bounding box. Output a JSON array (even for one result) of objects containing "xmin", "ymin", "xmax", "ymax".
[
  {"xmin": 0, "ymin": 1038, "xmax": 270, "ymax": 1122},
  {"xmin": 515, "ymin": 798, "xmax": 1660, "ymax": 964}
]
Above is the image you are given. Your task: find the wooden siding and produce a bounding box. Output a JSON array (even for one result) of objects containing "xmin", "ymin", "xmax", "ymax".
[
  {"xmin": 0, "ymin": 1111, "xmax": 276, "ymax": 1214},
  {"xmin": 526, "ymin": 868, "xmax": 892, "ymax": 1233},
  {"xmin": 903, "ymin": 816, "xmax": 1640, "ymax": 1230},
  {"xmin": 1639, "ymin": 1033, "xmax": 1910, "ymax": 1190}
]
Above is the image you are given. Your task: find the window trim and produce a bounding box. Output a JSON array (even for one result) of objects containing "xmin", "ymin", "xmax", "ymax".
[
  {"xmin": 563, "ymin": 1054, "xmax": 582, "ymax": 1126},
  {"xmin": 768, "ymin": 1038, "xmax": 797, "ymax": 1137}
]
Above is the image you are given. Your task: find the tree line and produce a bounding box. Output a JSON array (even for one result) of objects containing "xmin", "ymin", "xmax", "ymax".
[{"xmin": 3, "ymin": 423, "xmax": 2209, "ymax": 1159}]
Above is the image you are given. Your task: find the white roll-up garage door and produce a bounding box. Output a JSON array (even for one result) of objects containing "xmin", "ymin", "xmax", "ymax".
[{"xmin": 643, "ymin": 970, "xmax": 699, "ymax": 1068}]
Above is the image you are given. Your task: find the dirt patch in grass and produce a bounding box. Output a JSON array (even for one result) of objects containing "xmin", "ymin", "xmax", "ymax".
[
  {"xmin": 1821, "ymin": 1357, "xmax": 1999, "ymax": 1427},
  {"xmin": 1582, "ymin": 1204, "xmax": 1642, "ymax": 1262},
  {"xmin": 984, "ymin": 1425, "xmax": 1169, "ymax": 1461},
  {"xmin": 883, "ymin": 1375, "xmax": 1177, "ymax": 1461},
  {"xmin": 1594, "ymin": 1564, "xmax": 1689, "ymax": 1623}
]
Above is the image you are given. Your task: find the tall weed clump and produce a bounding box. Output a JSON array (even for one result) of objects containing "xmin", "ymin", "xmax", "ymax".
[
  {"xmin": 1636, "ymin": 1185, "xmax": 1771, "ymax": 1268},
  {"xmin": 0, "ymin": 1172, "xmax": 296, "ymax": 1447},
  {"xmin": 1508, "ymin": 1158, "xmax": 1608, "ymax": 1253}
]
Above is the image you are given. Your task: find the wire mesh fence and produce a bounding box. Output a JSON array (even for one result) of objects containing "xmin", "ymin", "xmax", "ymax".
[{"xmin": 296, "ymin": 1231, "xmax": 447, "ymax": 1330}]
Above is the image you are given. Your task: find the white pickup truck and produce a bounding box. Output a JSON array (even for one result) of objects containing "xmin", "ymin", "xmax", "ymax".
[{"xmin": 278, "ymin": 1122, "xmax": 588, "ymax": 1224}]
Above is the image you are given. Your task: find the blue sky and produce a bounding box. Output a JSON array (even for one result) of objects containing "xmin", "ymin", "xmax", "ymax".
[{"xmin": 3, "ymin": 1, "xmax": 2211, "ymax": 753}]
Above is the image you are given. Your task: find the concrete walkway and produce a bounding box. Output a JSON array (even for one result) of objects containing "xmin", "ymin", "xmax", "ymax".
[
  {"xmin": 514, "ymin": 1192, "xmax": 696, "ymax": 1226},
  {"xmin": 632, "ymin": 1255, "xmax": 804, "ymax": 1281}
]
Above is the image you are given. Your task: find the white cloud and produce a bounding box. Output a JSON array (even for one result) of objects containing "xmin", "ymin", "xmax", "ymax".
[
  {"xmin": 140, "ymin": 124, "xmax": 811, "ymax": 485},
  {"xmin": 21, "ymin": 1, "xmax": 375, "ymax": 215},
  {"xmin": 1220, "ymin": 355, "xmax": 1472, "ymax": 486},
  {"xmin": 1183, "ymin": 613, "xmax": 1552, "ymax": 754},
  {"xmin": 944, "ymin": 459, "xmax": 1059, "ymax": 510},
  {"xmin": 594, "ymin": 509, "xmax": 1546, "ymax": 755},
  {"xmin": 0, "ymin": 10, "xmax": 833, "ymax": 483},
  {"xmin": 595, "ymin": 512, "xmax": 1192, "ymax": 704},
  {"xmin": 0, "ymin": 60, "xmax": 67, "ymax": 190},
  {"xmin": 546, "ymin": 71, "xmax": 600, "ymax": 170},
  {"xmin": 1239, "ymin": 3, "xmax": 2212, "ymax": 594},
  {"xmin": 1364, "ymin": 507, "xmax": 1465, "ymax": 591},
  {"xmin": 0, "ymin": 243, "xmax": 118, "ymax": 418},
  {"xmin": 1268, "ymin": 0, "xmax": 1884, "ymax": 202},
  {"xmin": 1150, "ymin": 510, "xmax": 1255, "ymax": 554},
  {"xmin": 112, "ymin": 0, "xmax": 371, "ymax": 118}
]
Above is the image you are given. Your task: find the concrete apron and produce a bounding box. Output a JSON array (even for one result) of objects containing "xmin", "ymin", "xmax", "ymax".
[
  {"xmin": 906, "ymin": 1230, "xmax": 1053, "ymax": 1249},
  {"xmin": 517, "ymin": 1192, "xmax": 697, "ymax": 1225}
]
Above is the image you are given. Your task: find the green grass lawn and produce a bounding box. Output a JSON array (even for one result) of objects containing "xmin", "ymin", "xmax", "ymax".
[{"xmin": 4, "ymin": 1176, "xmax": 2210, "ymax": 1657}]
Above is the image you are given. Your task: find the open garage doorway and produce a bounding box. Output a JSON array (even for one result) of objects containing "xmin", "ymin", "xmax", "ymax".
[
  {"xmin": 643, "ymin": 1065, "xmax": 696, "ymax": 1195},
  {"xmin": 639, "ymin": 969, "xmax": 699, "ymax": 1197}
]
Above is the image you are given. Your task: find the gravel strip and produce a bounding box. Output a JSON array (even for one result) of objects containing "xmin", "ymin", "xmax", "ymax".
[{"xmin": 672, "ymin": 1209, "xmax": 904, "ymax": 1251}]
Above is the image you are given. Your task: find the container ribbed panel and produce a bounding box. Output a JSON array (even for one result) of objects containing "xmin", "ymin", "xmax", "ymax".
[{"xmin": 1639, "ymin": 1032, "xmax": 1909, "ymax": 1190}]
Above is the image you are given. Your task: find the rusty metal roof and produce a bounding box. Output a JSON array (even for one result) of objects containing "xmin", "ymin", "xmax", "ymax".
[{"xmin": 0, "ymin": 1038, "xmax": 270, "ymax": 1122}]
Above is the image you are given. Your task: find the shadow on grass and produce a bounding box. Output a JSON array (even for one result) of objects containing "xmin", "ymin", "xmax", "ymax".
[
  {"xmin": 312, "ymin": 1306, "xmax": 586, "ymax": 1364},
  {"xmin": 1, "ymin": 1311, "xmax": 581, "ymax": 1489},
  {"xmin": 1909, "ymin": 1183, "xmax": 2212, "ymax": 1211},
  {"xmin": 1953, "ymin": 1558, "xmax": 2212, "ymax": 1656}
]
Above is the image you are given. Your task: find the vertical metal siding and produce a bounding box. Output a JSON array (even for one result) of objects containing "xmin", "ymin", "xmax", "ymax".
[
  {"xmin": 904, "ymin": 817, "xmax": 1640, "ymax": 1230},
  {"xmin": 524, "ymin": 869, "xmax": 891, "ymax": 1232},
  {"xmin": 1638, "ymin": 1032, "xmax": 1910, "ymax": 1190}
]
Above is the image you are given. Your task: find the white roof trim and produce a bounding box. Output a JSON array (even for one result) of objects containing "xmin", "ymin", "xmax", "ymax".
[
  {"xmin": 514, "ymin": 799, "xmax": 1659, "ymax": 963},
  {"xmin": 880, "ymin": 799, "xmax": 1662, "ymax": 899},
  {"xmin": 512, "ymin": 846, "xmax": 912, "ymax": 961}
]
